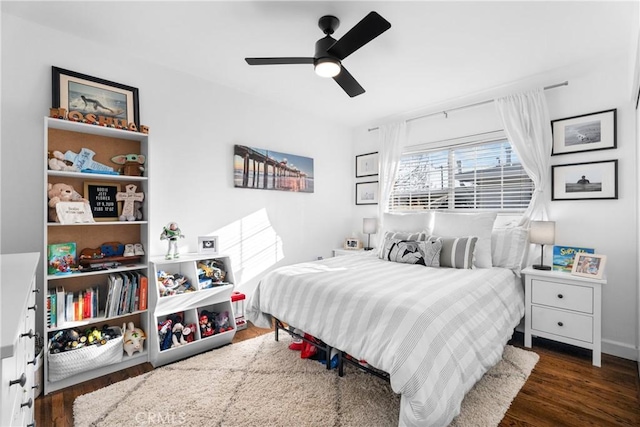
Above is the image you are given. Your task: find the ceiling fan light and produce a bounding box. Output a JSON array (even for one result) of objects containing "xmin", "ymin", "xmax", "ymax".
[{"xmin": 314, "ymin": 58, "xmax": 341, "ymax": 78}]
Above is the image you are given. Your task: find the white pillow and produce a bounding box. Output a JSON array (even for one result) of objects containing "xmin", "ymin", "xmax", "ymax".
[
  {"xmin": 382, "ymin": 212, "xmax": 434, "ymax": 234},
  {"xmin": 431, "ymin": 212, "xmax": 497, "ymax": 268},
  {"xmin": 491, "ymin": 227, "xmax": 528, "ymax": 271}
]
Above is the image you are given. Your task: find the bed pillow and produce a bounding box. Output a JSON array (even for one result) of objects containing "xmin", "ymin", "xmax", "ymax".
[
  {"xmin": 382, "ymin": 212, "xmax": 434, "ymax": 234},
  {"xmin": 380, "ymin": 237, "xmax": 442, "ymax": 267},
  {"xmin": 377, "ymin": 230, "xmax": 427, "ymax": 258},
  {"xmin": 432, "ymin": 212, "xmax": 497, "ymax": 268},
  {"xmin": 438, "ymin": 236, "xmax": 478, "ymax": 269},
  {"xmin": 491, "ymin": 227, "xmax": 528, "ymax": 271}
]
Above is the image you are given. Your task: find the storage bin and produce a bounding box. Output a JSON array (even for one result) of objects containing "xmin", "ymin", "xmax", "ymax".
[{"xmin": 47, "ymin": 327, "xmax": 123, "ymax": 382}]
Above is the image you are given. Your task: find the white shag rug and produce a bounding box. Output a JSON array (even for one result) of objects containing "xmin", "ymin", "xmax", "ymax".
[{"xmin": 74, "ymin": 333, "xmax": 538, "ymax": 427}]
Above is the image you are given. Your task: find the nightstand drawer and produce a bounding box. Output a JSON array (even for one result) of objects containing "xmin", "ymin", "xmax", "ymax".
[
  {"xmin": 531, "ymin": 305, "xmax": 593, "ymax": 343},
  {"xmin": 531, "ymin": 279, "xmax": 593, "ymax": 314}
]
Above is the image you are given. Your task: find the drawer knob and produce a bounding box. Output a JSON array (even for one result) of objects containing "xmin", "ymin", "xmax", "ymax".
[
  {"xmin": 557, "ymin": 321, "xmax": 564, "ymax": 327},
  {"xmin": 28, "ymin": 356, "xmax": 37, "ymax": 366},
  {"xmin": 32, "ymin": 288, "xmax": 40, "ymax": 293},
  {"xmin": 21, "ymin": 398, "xmax": 33, "ymax": 409},
  {"xmin": 557, "ymin": 294, "xmax": 563, "ymax": 299},
  {"xmin": 27, "ymin": 423, "xmax": 36, "ymax": 427},
  {"xmin": 9, "ymin": 373, "xmax": 26, "ymax": 387},
  {"xmin": 32, "ymin": 383, "xmax": 39, "ymax": 390},
  {"xmin": 20, "ymin": 329, "xmax": 35, "ymax": 339},
  {"xmin": 28, "ymin": 303, "xmax": 37, "ymax": 311}
]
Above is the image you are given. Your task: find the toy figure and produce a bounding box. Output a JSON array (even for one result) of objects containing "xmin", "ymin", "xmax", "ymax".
[{"xmin": 160, "ymin": 222, "xmax": 184, "ymax": 259}]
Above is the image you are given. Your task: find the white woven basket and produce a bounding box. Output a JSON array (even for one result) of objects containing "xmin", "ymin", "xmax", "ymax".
[{"xmin": 48, "ymin": 328, "xmax": 123, "ymax": 382}]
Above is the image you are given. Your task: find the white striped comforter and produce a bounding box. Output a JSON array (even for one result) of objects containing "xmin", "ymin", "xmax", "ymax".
[{"xmin": 247, "ymin": 252, "xmax": 525, "ymax": 427}]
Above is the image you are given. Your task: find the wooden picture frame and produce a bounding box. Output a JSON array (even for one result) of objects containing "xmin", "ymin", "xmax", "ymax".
[
  {"xmin": 356, "ymin": 152, "xmax": 379, "ymax": 177},
  {"xmin": 52, "ymin": 66, "xmax": 140, "ymax": 128},
  {"xmin": 551, "ymin": 109, "xmax": 616, "ymax": 156},
  {"xmin": 356, "ymin": 181, "xmax": 379, "ymax": 205},
  {"xmin": 198, "ymin": 236, "xmax": 219, "ymax": 255},
  {"xmin": 344, "ymin": 237, "xmax": 360, "ymax": 250},
  {"xmin": 571, "ymin": 253, "xmax": 607, "ymax": 279},
  {"xmin": 551, "ymin": 160, "xmax": 618, "ymax": 201},
  {"xmin": 83, "ymin": 182, "xmax": 121, "ymax": 221}
]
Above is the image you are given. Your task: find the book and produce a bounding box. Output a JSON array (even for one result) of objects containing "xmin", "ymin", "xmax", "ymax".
[
  {"xmin": 139, "ymin": 275, "xmax": 148, "ymax": 311},
  {"xmin": 56, "ymin": 286, "xmax": 66, "ymax": 327},
  {"xmin": 552, "ymin": 245, "xmax": 595, "ymax": 272},
  {"xmin": 47, "ymin": 242, "xmax": 77, "ymax": 275}
]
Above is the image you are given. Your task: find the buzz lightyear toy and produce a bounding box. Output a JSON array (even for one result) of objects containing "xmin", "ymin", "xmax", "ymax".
[{"xmin": 160, "ymin": 222, "xmax": 184, "ymax": 259}]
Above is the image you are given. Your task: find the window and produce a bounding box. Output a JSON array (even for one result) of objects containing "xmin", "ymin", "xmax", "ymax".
[{"xmin": 390, "ymin": 138, "xmax": 533, "ymax": 211}]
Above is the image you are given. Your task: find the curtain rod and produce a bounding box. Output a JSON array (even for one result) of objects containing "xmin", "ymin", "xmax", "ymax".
[{"xmin": 368, "ymin": 81, "xmax": 569, "ymax": 132}]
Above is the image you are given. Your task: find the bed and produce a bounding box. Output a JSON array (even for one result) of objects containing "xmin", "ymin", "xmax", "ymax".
[{"xmin": 247, "ymin": 212, "xmax": 528, "ymax": 426}]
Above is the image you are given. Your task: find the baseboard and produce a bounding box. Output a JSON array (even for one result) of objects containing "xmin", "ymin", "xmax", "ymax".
[{"xmin": 602, "ymin": 338, "xmax": 638, "ymax": 361}]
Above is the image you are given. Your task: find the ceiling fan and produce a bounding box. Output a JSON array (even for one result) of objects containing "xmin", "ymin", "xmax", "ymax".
[{"xmin": 245, "ymin": 11, "xmax": 391, "ymax": 98}]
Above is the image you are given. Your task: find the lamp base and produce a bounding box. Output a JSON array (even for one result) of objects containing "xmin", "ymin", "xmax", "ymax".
[
  {"xmin": 532, "ymin": 264, "xmax": 551, "ymax": 271},
  {"xmin": 363, "ymin": 247, "xmax": 374, "ymax": 251}
]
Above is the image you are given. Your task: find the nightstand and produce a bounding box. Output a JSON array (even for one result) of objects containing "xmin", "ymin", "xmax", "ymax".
[
  {"xmin": 333, "ymin": 248, "xmax": 365, "ymax": 257},
  {"xmin": 522, "ymin": 267, "xmax": 604, "ymax": 367}
]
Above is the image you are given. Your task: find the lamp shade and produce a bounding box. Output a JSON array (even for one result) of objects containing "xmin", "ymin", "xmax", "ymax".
[
  {"xmin": 363, "ymin": 218, "xmax": 378, "ymax": 234},
  {"xmin": 529, "ymin": 221, "xmax": 555, "ymax": 245},
  {"xmin": 314, "ymin": 58, "xmax": 341, "ymax": 78}
]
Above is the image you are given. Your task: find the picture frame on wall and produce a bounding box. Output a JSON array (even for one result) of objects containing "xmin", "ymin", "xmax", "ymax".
[
  {"xmin": 551, "ymin": 109, "xmax": 616, "ymax": 156},
  {"xmin": 355, "ymin": 152, "xmax": 379, "ymax": 177},
  {"xmin": 52, "ymin": 66, "xmax": 140, "ymax": 128},
  {"xmin": 356, "ymin": 181, "xmax": 379, "ymax": 205},
  {"xmin": 571, "ymin": 253, "xmax": 607, "ymax": 280},
  {"xmin": 198, "ymin": 236, "xmax": 219, "ymax": 255},
  {"xmin": 551, "ymin": 160, "xmax": 618, "ymax": 201}
]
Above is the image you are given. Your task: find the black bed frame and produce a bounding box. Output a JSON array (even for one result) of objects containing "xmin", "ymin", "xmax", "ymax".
[{"xmin": 274, "ymin": 318, "xmax": 390, "ymax": 382}]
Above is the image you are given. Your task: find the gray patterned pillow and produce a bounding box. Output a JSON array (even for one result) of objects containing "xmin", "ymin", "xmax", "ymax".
[
  {"xmin": 438, "ymin": 236, "xmax": 478, "ymax": 269},
  {"xmin": 380, "ymin": 237, "xmax": 442, "ymax": 267}
]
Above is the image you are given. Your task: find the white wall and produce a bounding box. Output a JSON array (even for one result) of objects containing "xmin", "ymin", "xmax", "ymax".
[
  {"xmin": 353, "ymin": 55, "xmax": 638, "ymax": 360},
  {"xmin": 0, "ymin": 14, "xmax": 356, "ymax": 329}
]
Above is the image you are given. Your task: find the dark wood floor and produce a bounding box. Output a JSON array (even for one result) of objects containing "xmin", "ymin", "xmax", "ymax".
[{"xmin": 36, "ymin": 324, "xmax": 640, "ymax": 427}]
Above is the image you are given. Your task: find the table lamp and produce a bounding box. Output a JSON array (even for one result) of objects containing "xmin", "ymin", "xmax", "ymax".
[
  {"xmin": 529, "ymin": 220, "xmax": 555, "ymax": 270},
  {"xmin": 363, "ymin": 218, "xmax": 377, "ymax": 251}
]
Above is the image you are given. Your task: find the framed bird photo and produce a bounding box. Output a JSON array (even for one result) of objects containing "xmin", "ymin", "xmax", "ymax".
[{"xmin": 551, "ymin": 109, "xmax": 616, "ymax": 156}]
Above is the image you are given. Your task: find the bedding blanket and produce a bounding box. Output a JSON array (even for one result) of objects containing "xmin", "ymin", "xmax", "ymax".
[{"xmin": 247, "ymin": 253, "xmax": 524, "ymax": 426}]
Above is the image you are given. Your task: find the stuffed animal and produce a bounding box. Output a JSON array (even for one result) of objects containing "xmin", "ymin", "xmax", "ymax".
[
  {"xmin": 214, "ymin": 311, "xmax": 232, "ymax": 333},
  {"xmin": 171, "ymin": 322, "xmax": 192, "ymax": 348},
  {"xmin": 199, "ymin": 310, "xmax": 215, "ymax": 337},
  {"xmin": 111, "ymin": 153, "xmax": 146, "ymax": 176},
  {"xmin": 47, "ymin": 182, "xmax": 88, "ymax": 222},
  {"xmin": 48, "ymin": 150, "xmax": 78, "ymax": 172},
  {"xmin": 122, "ymin": 322, "xmax": 146, "ymax": 357}
]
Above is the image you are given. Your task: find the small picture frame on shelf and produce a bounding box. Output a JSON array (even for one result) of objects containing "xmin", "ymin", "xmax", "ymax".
[
  {"xmin": 356, "ymin": 152, "xmax": 379, "ymax": 177},
  {"xmin": 344, "ymin": 238, "xmax": 361, "ymax": 250},
  {"xmin": 571, "ymin": 253, "xmax": 607, "ymax": 279},
  {"xmin": 198, "ymin": 236, "xmax": 219, "ymax": 255},
  {"xmin": 51, "ymin": 66, "xmax": 140, "ymax": 129},
  {"xmin": 551, "ymin": 109, "xmax": 616, "ymax": 156}
]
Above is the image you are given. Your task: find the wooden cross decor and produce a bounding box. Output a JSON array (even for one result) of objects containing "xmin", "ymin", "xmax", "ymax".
[{"xmin": 116, "ymin": 184, "xmax": 144, "ymax": 221}]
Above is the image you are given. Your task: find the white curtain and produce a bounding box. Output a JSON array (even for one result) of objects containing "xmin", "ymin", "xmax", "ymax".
[
  {"xmin": 494, "ymin": 88, "xmax": 553, "ymax": 225},
  {"xmin": 376, "ymin": 122, "xmax": 406, "ymax": 246}
]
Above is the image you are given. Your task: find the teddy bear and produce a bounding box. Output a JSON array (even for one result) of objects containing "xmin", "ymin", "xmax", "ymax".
[
  {"xmin": 47, "ymin": 182, "xmax": 89, "ymax": 222},
  {"xmin": 48, "ymin": 150, "xmax": 78, "ymax": 172}
]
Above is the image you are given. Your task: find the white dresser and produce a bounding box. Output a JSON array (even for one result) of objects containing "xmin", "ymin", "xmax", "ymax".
[
  {"xmin": 523, "ymin": 266, "xmax": 604, "ymax": 367},
  {"xmin": 1, "ymin": 252, "xmax": 40, "ymax": 426}
]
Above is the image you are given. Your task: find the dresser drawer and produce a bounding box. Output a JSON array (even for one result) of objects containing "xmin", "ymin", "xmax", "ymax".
[
  {"xmin": 531, "ymin": 305, "xmax": 593, "ymax": 343},
  {"xmin": 531, "ymin": 279, "xmax": 593, "ymax": 314}
]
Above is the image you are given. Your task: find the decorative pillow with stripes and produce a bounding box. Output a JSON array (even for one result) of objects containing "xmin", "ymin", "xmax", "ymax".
[
  {"xmin": 491, "ymin": 227, "xmax": 528, "ymax": 271},
  {"xmin": 380, "ymin": 237, "xmax": 442, "ymax": 267},
  {"xmin": 438, "ymin": 236, "xmax": 478, "ymax": 269}
]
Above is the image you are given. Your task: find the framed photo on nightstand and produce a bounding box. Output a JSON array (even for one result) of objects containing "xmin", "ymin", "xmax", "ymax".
[{"xmin": 571, "ymin": 253, "xmax": 606, "ymax": 279}]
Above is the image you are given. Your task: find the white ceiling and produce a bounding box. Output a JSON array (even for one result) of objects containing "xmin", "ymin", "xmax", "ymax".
[{"xmin": 3, "ymin": 1, "xmax": 638, "ymax": 128}]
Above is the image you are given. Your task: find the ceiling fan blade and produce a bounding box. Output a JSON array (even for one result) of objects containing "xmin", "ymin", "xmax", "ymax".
[
  {"xmin": 327, "ymin": 11, "xmax": 391, "ymax": 60},
  {"xmin": 333, "ymin": 66, "xmax": 365, "ymax": 97},
  {"xmin": 245, "ymin": 57, "xmax": 314, "ymax": 65}
]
